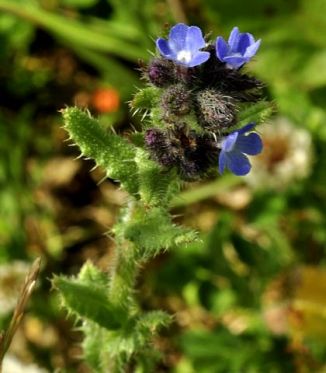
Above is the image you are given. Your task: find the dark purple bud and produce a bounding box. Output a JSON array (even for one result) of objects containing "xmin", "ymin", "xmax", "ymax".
[
  {"xmin": 145, "ymin": 128, "xmax": 176, "ymax": 167},
  {"xmin": 147, "ymin": 58, "xmax": 175, "ymax": 87},
  {"xmin": 145, "ymin": 128, "xmax": 160, "ymax": 146}
]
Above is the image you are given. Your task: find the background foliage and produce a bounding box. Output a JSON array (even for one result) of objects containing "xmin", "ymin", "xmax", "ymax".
[{"xmin": 0, "ymin": 0, "xmax": 326, "ymax": 371}]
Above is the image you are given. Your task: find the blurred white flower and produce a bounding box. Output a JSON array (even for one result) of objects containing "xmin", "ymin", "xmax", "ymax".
[
  {"xmin": 2, "ymin": 354, "xmax": 48, "ymax": 373},
  {"xmin": 245, "ymin": 117, "xmax": 313, "ymax": 189},
  {"xmin": 0, "ymin": 261, "xmax": 30, "ymax": 316}
]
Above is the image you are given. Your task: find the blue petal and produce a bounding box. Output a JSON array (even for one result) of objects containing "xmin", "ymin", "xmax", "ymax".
[
  {"xmin": 216, "ymin": 36, "xmax": 229, "ymax": 60},
  {"xmin": 237, "ymin": 122, "xmax": 256, "ymax": 135},
  {"xmin": 186, "ymin": 26, "xmax": 206, "ymax": 52},
  {"xmin": 228, "ymin": 27, "xmax": 240, "ymax": 50},
  {"xmin": 247, "ymin": 33, "xmax": 255, "ymax": 45},
  {"xmin": 236, "ymin": 33, "xmax": 252, "ymax": 54},
  {"xmin": 244, "ymin": 39, "xmax": 261, "ymax": 58},
  {"xmin": 236, "ymin": 133, "xmax": 263, "ymax": 155},
  {"xmin": 187, "ymin": 51, "xmax": 210, "ymax": 67},
  {"xmin": 169, "ymin": 23, "xmax": 188, "ymax": 51},
  {"xmin": 218, "ymin": 150, "xmax": 227, "ymax": 173},
  {"xmin": 222, "ymin": 132, "xmax": 238, "ymax": 152},
  {"xmin": 156, "ymin": 38, "xmax": 174, "ymax": 58},
  {"xmin": 227, "ymin": 151, "xmax": 251, "ymax": 175},
  {"xmin": 223, "ymin": 55, "xmax": 248, "ymax": 69}
]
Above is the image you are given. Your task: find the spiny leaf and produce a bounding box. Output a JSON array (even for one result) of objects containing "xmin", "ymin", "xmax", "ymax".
[
  {"xmin": 61, "ymin": 107, "xmax": 139, "ymax": 196},
  {"xmin": 81, "ymin": 312, "xmax": 170, "ymax": 373},
  {"xmin": 82, "ymin": 322, "xmax": 106, "ymax": 373},
  {"xmin": 236, "ymin": 100, "xmax": 275, "ymax": 129},
  {"xmin": 120, "ymin": 207, "xmax": 198, "ymax": 256},
  {"xmin": 78, "ymin": 260, "xmax": 109, "ymax": 288},
  {"xmin": 81, "ymin": 322, "xmax": 125, "ymax": 373},
  {"xmin": 53, "ymin": 275, "xmax": 124, "ymax": 330},
  {"xmin": 135, "ymin": 310, "xmax": 172, "ymax": 336},
  {"xmin": 83, "ymin": 322, "xmax": 138, "ymax": 372}
]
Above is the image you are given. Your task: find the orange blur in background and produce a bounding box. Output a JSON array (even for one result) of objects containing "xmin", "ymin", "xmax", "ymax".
[{"xmin": 91, "ymin": 88, "xmax": 120, "ymax": 113}]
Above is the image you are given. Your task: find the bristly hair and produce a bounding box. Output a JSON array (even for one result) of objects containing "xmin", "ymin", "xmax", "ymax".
[
  {"xmin": 195, "ymin": 89, "xmax": 237, "ymax": 132},
  {"xmin": 160, "ymin": 84, "xmax": 192, "ymax": 120}
]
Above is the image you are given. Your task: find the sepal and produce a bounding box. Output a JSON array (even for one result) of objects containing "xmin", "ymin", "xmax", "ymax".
[{"xmin": 130, "ymin": 86, "xmax": 161, "ymax": 111}]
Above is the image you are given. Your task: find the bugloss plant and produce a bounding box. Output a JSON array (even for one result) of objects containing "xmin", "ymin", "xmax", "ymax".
[{"xmin": 56, "ymin": 23, "xmax": 272, "ymax": 372}]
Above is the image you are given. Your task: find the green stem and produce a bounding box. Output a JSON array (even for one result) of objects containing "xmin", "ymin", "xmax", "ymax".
[
  {"xmin": 170, "ymin": 174, "xmax": 241, "ymax": 208},
  {"xmin": 108, "ymin": 201, "xmax": 142, "ymax": 313},
  {"xmin": 109, "ymin": 241, "xmax": 140, "ymax": 312}
]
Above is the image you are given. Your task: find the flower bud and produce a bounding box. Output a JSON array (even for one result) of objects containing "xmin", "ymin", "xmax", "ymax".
[
  {"xmin": 147, "ymin": 58, "xmax": 175, "ymax": 87},
  {"xmin": 160, "ymin": 84, "xmax": 192, "ymax": 119},
  {"xmin": 195, "ymin": 89, "xmax": 236, "ymax": 131},
  {"xmin": 145, "ymin": 128, "xmax": 176, "ymax": 167}
]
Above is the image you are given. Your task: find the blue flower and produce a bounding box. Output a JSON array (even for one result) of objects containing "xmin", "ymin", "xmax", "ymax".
[
  {"xmin": 216, "ymin": 27, "xmax": 261, "ymax": 69},
  {"xmin": 219, "ymin": 123, "xmax": 263, "ymax": 175},
  {"xmin": 156, "ymin": 23, "xmax": 210, "ymax": 68}
]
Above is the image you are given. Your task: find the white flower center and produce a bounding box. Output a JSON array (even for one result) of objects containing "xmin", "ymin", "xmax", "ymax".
[{"xmin": 177, "ymin": 50, "xmax": 192, "ymax": 64}]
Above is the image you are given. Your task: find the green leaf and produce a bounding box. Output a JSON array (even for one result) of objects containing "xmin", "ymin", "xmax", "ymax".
[
  {"xmin": 237, "ymin": 101, "xmax": 274, "ymax": 128},
  {"xmin": 62, "ymin": 107, "xmax": 139, "ymax": 196},
  {"xmin": 53, "ymin": 275, "xmax": 123, "ymax": 330},
  {"xmin": 82, "ymin": 323, "xmax": 107, "ymax": 373},
  {"xmin": 135, "ymin": 310, "xmax": 172, "ymax": 337},
  {"xmin": 82, "ymin": 322, "xmax": 131, "ymax": 373},
  {"xmin": 78, "ymin": 260, "xmax": 109, "ymax": 288},
  {"xmin": 118, "ymin": 207, "xmax": 198, "ymax": 256},
  {"xmin": 59, "ymin": 0, "xmax": 97, "ymax": 8}
]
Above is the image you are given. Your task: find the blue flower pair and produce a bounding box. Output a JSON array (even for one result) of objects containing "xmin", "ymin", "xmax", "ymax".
[{"xmin": 156, "ymin": 23, "xmax": 261, "ymax": 70}]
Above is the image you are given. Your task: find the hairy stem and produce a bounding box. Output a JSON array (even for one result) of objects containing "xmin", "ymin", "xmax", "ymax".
[
  {"xmin": 109, "ymin": 241, "xmax": 140, "ymax": 312},
  {"xmin": 109, "ymin": 200, "xmax": 143, "ymax": 313}
]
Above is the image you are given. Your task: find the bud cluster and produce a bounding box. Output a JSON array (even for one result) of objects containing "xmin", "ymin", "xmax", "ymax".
[
  {"xmin": 134, "ymin": 24, "xmax": 265, "ymax": 179},
  {"xmin": 145, "ymin": 125, "xmax": 219, "ymax": 180}
]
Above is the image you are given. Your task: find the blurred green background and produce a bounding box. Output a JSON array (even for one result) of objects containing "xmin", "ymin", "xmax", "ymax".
[{"xmin": 1, "ymin": 0, "xmax": 326, "ymax": 371}]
